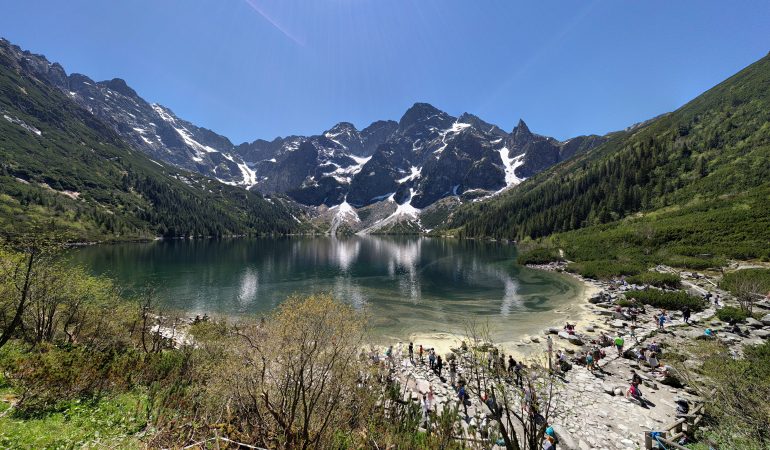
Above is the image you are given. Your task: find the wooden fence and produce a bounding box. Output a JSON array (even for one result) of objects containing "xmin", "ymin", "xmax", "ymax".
[{"xmin": 644, "ymin": 401, "xmax": 706, "ymax": 449}]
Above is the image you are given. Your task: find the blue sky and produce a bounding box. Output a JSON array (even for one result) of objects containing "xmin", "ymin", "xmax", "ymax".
[{"xmin": 2, "ymin": 1, "xmax": 768, "ymax": 143}]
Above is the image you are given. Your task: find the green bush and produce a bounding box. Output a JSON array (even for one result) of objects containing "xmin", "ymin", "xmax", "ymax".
[
  {"xmin": 720, "ymin": 268, "xmax": 770, "ymax": 297},
  {"xmin": 625, "ymin": 289, "xmax": 707, "ymax": 312},
  {"xmin": 565, "ymin": 260, "xmax": 643, "ymax": 279},
  {"xmin": 663, "ymin": 255, "xmax": 727, "ymax": 270},
  {"xmin": 516, "ymin": 247, "xmax": 561, "ymax": 265},
  {"xmin": 716, "ymin": 306, "xmax": 749, "ymax": 323},
  {"xmin": 626, "ymin": 272, "xmax": 681, "ymax": 288}
]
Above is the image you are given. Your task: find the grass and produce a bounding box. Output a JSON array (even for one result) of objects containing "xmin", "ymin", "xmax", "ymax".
[{"xmin": 0, "ymin": 391, "xmax": 146, "ymax": 449}]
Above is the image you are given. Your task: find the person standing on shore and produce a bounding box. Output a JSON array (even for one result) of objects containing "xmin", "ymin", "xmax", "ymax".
[
  {"xmin": 449, "ymin": 358, "xmax": 457, "ymax": 386},
  {"xmin": 419, "ymin": 344, "xmax": 424, "ymax": 364},
  {"xmin": 435, "ymin": 355, "xmax": 443, "ymax": 377},
  {"xmin": 408, "ymin": 342, "xmax": 414, "ymax": 363},
  {"xmin": 428, "ymin": 349, "xmax": 436, "ymax": 369},
  {"xmin": 508, "ymin": 355, "xmax": 515, "ymax": 373},
  {"xmin": 514, "ymin": 361, "xmax": 524, "ymax": 387},
  {"xmin": 682, "ymin": 306, "xmax": 691, "ymax": 324}
]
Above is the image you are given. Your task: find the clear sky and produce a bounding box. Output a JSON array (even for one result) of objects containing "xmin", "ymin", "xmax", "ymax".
[{"xmin": 2, "ymin": 1, "xmax": 768, "ymax": 143}]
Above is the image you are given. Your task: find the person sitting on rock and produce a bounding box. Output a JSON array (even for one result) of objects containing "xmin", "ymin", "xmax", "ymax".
[
  {"xmin": 564, "ymin": 322, "xmax": 576, "ymax": 335},
  {"xmin": 626, "ymin": 380, "xmax": 648, "ymax": 407}
]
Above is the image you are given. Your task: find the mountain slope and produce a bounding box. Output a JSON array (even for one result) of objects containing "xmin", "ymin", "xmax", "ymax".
[
  {"xmin": 0, "ymin": 39, "xmax": 302, "ymax": 240},
  {"xmin": 446, "ymin": 51, "xmax": 770, "ymax": 263}
]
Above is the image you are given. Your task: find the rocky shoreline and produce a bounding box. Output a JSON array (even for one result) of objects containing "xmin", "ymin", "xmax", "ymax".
[{"xmin": 376, "ymin": 262, "xmax": 770, "ymax": 449}]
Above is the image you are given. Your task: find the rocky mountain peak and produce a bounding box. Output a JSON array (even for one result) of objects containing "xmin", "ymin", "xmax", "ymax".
[
  {"xmin": 398, "ymin": 102, "xmax": 447, "ymax": 127},
  {"xmin": 513, "ymin": 118, "xmax": 531, "ymax": 136},
  {"xmin": 100, "ymin": 78, "xmax": 139, "ymax": 99}
]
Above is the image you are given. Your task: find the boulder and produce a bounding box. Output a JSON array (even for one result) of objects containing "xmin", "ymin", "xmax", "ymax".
[
  {"xmin": 586, "ymin": 325, "xmax": 595, "ymax": 332},
  {"xmin": 558, "ymin": 331, "xmax": 571, "ymax": 340},
  {"xmin": 609, "ymin": 319, "xmax": 626, "ymax": 328},
  {"xmin": 602, "ymin": 383, "xmax": 615, "ymax": 395},
  {"xmin": 745, "ymin": 317, "xmax": 763, "ymax": 328},
  {"xmin": 568, "ymin": 335, "xmax": 584, "ymax": 346},
  {"xmin": 753, "ymin": 329, "xmax": 770, "ymax": 339},
  {"xmin": 613, "ymin": 387, "xmax": 625, "ymax": 396},
  {"xmin": 761, "ymin": 314, "xmax": 770, "ymax": 326},
  {"xmin": 588, "ymin": 295, "xmax": 604, "ymax": 304}
]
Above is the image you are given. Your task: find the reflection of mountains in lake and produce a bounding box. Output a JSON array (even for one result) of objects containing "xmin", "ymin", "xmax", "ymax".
[{"xmin": 71, "ymin": 237, "xmax": 580, "ymax": 337}]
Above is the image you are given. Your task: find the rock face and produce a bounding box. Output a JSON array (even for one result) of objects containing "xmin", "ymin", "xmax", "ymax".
[{"xmin": 1, "ymin": 37, "xmax": 607, "ymax": 227}]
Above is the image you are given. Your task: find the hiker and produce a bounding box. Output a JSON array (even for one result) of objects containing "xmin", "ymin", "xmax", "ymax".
[
  {"xmin": 449, "ymin": 358, "xmax": 457, "ymax": 386},
  {"xmin": 408, "ymin": 342, "xmax": 414, "ymax": 363},
  {"xmin": 682, "ymin": 306, "xmax": 691, "ymax": 324},
  {"xmin": 514, "ymin": 360, "xmax": 524, "ymax": 387},
  {"xmin": 614, "ymin": 335, "xmax": 625, "ymax": 356},
  {"xmin": 385, "ymin": 345, "xmax": 393, "ymax": 366},
  {"xmin": 630, "ymin": 369, "xmax": 642, "ymax": 385},
  {"xmin": 421, "ymin": 394, "xmax": 431, "ymax": 426},
  {"xmin": 647, "ymin": 351, "xmax": 659, "ymax": 370},
  {"xmin": 418, "ymin": 344, "xmax": 424, "ymax": 363},
  {"xmin": 499, "ymin": 354, "xmax": 506, "ymax": 374},
  {"xmin": 629, "ymin": 306, "xmax": 639, "ymax": 325},
  {"xmin": 542, "ymin": 426, "xmax": 557, "ymax": 450},
  {"xmin": 586, "ymin": 351, "xmax": 595, "ymax": 371},
  {"xmin": 657, "ymin": 311, "xmax": 668, "ymax": 330},
  {"xmin": 428, "ymin": 348, "xmax": 436, "ymax": 369},
  {"xmin": 508, "ymin": 355, "xmax": 516, "ymax": 373},
  {"xmin": 457, "ymin": 382, "xmax": 469, "ymax": 417},
  {"xmin": 435, "ymin": 355, "xmax": 443, "ymax": 377}
]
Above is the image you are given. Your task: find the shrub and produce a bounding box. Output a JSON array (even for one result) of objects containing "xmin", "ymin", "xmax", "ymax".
[
  {"xmin": 626, "ymin": 272, "xmax": 681, "ymax": 288},
  {"xmin": 516, "ymin": 247, "xmax": 561, "ymax": 265},
  {"xmin": 716, "ymin": 306, "xmax": 749, "ymax": 323},
  {"xmin": 663, "ymin": 255, "xmax": 726, "ymax": 270},
  {"xmin": 566, "ymin": 260, "xmax": 643, "ymax": 279},
  {"xmin": 720, "ymin": 268, "xmax": 770, "ymax": 297},
  {"xmin": 625, "ymin": 289, "xmax": 707, "ymax": 312}
]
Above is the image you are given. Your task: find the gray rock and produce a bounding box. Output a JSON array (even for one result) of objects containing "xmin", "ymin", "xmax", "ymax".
[
  {"xmin": 753, "ymin": 329, "xmax": 770, "ymax": 339},
  {"xmin": 746, "ymin": 317, "xmax": 763, "ymax": 328},
  {"xmin": 761, "ymin": 314, "xmax": 770, "ymax": 326}
]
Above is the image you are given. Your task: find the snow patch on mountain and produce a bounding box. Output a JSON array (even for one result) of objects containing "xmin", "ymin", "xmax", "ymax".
[
  {"xmin": 397, "ymin": 166, "xmax": 422, "ymax": 183},
  {"xmin": 498, "ymin": 147, "xmax": 526, "ymax": 188}
]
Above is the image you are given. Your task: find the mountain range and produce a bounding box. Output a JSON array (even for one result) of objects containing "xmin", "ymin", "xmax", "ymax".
[
  {"xmin": 0, "ymin": 38, "xmax": 302, "ymax": 240},
  {"xmin": 2, "ymin": 37, "xmax": 607, "ymax": 233}
]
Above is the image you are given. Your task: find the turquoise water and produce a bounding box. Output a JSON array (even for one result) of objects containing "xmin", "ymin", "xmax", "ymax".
[{"xmin": 70, "ymin": 236, "xmax": 584, "ymax": 343}]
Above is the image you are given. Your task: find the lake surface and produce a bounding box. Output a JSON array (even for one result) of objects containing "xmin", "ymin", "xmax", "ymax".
[{"xmin": 71, "ymin": 236, "xmax": 586, "ymax": 347}]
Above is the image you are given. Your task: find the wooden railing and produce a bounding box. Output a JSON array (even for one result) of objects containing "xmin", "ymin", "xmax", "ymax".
[{"xmin": 644, "ymin": 402, "xmax": 706, "ymax": 449}]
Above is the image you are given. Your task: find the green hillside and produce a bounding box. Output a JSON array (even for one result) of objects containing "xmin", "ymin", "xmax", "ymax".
[
  {"xmin": 0, "ymin": 48, "xmax": 301, "ymax": 241},
  {"xmin": 445, "ymin": 52, "xmax": 770, "ymax": 270}
]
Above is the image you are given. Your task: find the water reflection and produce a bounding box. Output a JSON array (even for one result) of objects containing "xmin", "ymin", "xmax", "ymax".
[{"xmin": 70, "ymin": 236, "xmax": 579, "ymax": 340}]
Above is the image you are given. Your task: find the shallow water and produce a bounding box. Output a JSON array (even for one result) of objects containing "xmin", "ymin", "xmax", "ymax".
[{"xmin": 70, "ymin": 236, "xmax": 585, "ymax": 344}]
